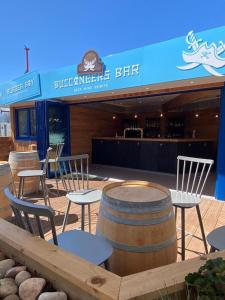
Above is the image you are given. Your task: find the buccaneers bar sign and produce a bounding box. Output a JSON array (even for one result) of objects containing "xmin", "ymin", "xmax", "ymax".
[{"xmin": 77, "ymin": 50, "xmax": 104, "ymax": 75}]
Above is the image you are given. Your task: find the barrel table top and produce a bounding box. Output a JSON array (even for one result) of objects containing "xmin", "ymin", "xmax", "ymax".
[
  {"xmin": 0, "ymin": 161, "xmax": 9, "ymax": 167},
  {"xmin": 106, "ymin": 183, "xmax": 167, "ymax": 203},
  {"xmin": 102, "ymin": 181, "xmax": 171, "ymax": 210}
]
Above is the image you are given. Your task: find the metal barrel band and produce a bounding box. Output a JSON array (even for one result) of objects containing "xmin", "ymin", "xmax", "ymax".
[
  {"xmin": 101, "ymin": 194, "xmax": 172, "ymax": 214},
  {"xmin": 0, "ymin": 169, "xmax": 11, "ymax": 176},
  {"xmin": 97, "ymin": 230, "xmax": 177, "ymax": 253},
  {"xmin": 99, "ymin": 207, "xmax": 174, "ymax": 226}
]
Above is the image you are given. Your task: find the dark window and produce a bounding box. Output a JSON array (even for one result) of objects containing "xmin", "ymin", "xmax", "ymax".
[{"xmin": 16, "ymin": 108, "xmax": 36, "ymax": 140}]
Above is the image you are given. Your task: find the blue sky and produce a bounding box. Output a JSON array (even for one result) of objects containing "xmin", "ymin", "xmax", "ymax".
[{"xmin": 0, "ymin": 0, "xmax": 225, "ymax": 83}]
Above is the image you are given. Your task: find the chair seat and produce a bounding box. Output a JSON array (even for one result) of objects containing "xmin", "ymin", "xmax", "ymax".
[
  {"xmin": 66, "ymin": 189, "xmax": 102, "ymax": 205},
  {"xmin": 207, "ymin": 226, "xmax": 225, "ymax": 251},
  {"xmin": 17, "ymin": 170, "xmax": 44, "ymax": 177},
  {"xmin": 171, "ymin": 190, "xmax": 201, "ymax": 208},
  {"xmin": 40, "ymin": 158, "xmax": 57, "ymax": 163},
  {"xmin": 49, "ymin": 229, "xmax": 113, "ymax": 265}
]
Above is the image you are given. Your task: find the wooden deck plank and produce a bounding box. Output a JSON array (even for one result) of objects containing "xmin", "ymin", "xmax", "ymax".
[
  {"xmin": 175, "ymin": 199, "xmax": 211, "ymax": 260},
  {"xmin": 185, "ymin": 200, "xmax": 224, "ymax": 259}
]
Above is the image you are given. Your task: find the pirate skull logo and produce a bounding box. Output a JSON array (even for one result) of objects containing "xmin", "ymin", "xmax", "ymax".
[{"xmin": 77, "ymin": 50, "xmax": 104, "ymax": 75}]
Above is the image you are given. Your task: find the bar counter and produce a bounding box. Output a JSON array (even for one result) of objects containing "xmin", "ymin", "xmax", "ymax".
[
  {"xmin": 92, "ymin": 137, "xmax": 216, "ymax": 173},
  {"xmin": 93, "ymin": 137, "xmax": 216, "ymax": 142}
]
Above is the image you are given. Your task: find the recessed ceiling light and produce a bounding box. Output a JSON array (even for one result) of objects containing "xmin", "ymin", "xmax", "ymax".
[
  {"xmin": 215, "ymin": 114, "xmax": 219, "ymax": 118},
  {"xmin": 134, "ymin": 114, "xmax": 138, "ymax": 119},
  {"xmin": 195, "ymin": 113, "xmax": 199, "ymax": 118}
]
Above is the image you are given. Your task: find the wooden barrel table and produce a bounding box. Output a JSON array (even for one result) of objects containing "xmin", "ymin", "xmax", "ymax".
[
  {"xmin": 8, "ymin": 151, "xmax": 40, "ymax": 195},
  {"xmin": 0, "ymin": 162, "xmax": 13, "ymax": 219},
  {"xmin": 97, "ymin": 181, "xmax": 177, "ymax": 276}
]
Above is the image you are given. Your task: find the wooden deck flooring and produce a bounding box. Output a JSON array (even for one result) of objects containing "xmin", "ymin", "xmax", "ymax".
[{"xmin": 14, "ymin": 177, "xmax": 225, "ymax": 264}]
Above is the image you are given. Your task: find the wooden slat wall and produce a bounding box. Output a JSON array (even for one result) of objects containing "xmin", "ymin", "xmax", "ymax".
[
  {"xmin": 185, "ymin": 108, "xmax": 219, "ymax": 139},
  {"xmin": 123, "ymin": 108, "xmax": 219, "ymax": 140},
  {"xmin": 0, "ymin": 137, "xmax": 14, "ymax": 161},
  {"xmin": 70, "ymin": 106, "xmax": 123, "ymax": 157},
  {"xmin": 13, "ymin": 141, "xmax": 37, "ymax": 151}
]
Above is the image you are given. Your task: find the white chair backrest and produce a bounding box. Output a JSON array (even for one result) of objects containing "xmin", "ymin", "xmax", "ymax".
[
  {"xmin": 56, "ymin": 143, "xmax": 64, "ymax": 158},
  {"xmin": 58, "ymin": 154, "xmax": 89, "ymax": 192},
  {"xmin": 42, "ymin": 147, "xmax": 52, "ymax": 175},
  {"xmin": 176, "ymin": 156, "xmax": 214, "ymax": 198}
]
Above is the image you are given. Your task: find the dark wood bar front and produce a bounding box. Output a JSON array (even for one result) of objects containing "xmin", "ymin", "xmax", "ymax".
[{"xmin": 92, "ymin": 137, "xmax": 216, "ymax": 173}]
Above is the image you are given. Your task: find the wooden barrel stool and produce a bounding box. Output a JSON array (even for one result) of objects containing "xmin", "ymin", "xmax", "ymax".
[
  {"xmin": 97, "ymin": 181, "xmax": 177, "ymax": 276},
  {"xmin": 0, "ymin": 162, "xmax": 13, "ymax": 219},
  {"xmin": 8, "ymin": 151, "xmax": 40, "ymax": 195}
]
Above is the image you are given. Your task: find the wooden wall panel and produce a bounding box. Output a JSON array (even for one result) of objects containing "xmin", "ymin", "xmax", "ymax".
[
  {"xmin": 123, "ymin": 108, "xmax": 219, "ymax": 140},
  {"xmin": 185, "ymin": 108, "xmax": 219, "ymax": 139},
  {"xmin": 0, "ymin": 137, "xmax": 14, "ymax": 161},
  {"xmin": 14, "ymin": 141, "xmax": 37, "ymax": 151},
  {"xmin": 70, "ymin": 106, "xmax": 123, "ymax": 157}
]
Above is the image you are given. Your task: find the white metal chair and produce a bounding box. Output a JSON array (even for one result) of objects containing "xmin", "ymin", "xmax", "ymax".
[
  {"xmin": 17, "ymin": 148, "xmax": 52, "ymax": 206},
  {"xmin": 40, "ymin": 143, "xmax": 64, "ymax": 195},
  {"xmin": 4, "ymin": 188, "xmax": 112, "ymax": 269},
  {"xmin": 59, "ymin": 154, "xmax": 102, "ymax": 232},
  {"xmin": 172, "ymin": 156, "xmax": 214, "ymax": 260}
]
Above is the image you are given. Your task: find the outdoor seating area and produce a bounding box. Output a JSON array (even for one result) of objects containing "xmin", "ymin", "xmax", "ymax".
[
  {"xmin": 1, "ymin": 153, "xmax": 223, "ymax": 264},
  {"xmin": 1, "ymin": 147, "xmax": 225, "ymax": 299}
]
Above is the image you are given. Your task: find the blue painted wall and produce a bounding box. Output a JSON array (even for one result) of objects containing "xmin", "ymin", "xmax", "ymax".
[
  {"xmin": 216, "ymin": 86, "xmax": 225, "ymax": 200},
  {"xmin": 0, "ymin": 72, "xmax": 40, "ymax": 105},
  {"xmin": 38, "ymin": 25, "xmax": 225, "ymax": 100},
  {"xmin": 1, "ymin": 25, "xmax": 225, "ymax": 105}
]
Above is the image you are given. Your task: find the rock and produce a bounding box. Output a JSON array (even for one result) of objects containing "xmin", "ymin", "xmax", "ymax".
[
  {"xmin": 3, "ymin": 295, "xmax": 20, "ymax": 300},
  {"xmin": 38, "ymin": 291, "xmax": 67, "ymax": 300},
  {"xmin": 15, "ymin": 271, "xmax": 31, "ymax": 286},
  {"xmin": 0, "ymin": 278, "xmax": 18, "ymax": 298},
  {"xmin": 19, "ymin": 278, "xmax": 46, "ymax": 300},
  {"xmin": 0, "ymin": 259, "xmax": 15, "ymax": 279},
  {"xmin": 5, "ymin": 266, "xmax": 26, "ymax": 278},
  {"xmin": 0, "ymin": 251, "xmax": 6, "ymax": 261}
]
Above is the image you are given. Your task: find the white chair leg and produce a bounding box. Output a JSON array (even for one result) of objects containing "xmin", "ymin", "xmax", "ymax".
[
  {"xmin": 174, "ymin": 206, "xmax": 177, "ymax": 224},
  {"xmin": 88, "ymin": 204, "xmax": 91, "ymax": 233},
  {"xmin": 21, "ymin": 177, "xmax": 25, "ymax": 200},
  {"xmin": 18, "ymin": 177, "xmax": 23, "ymax": 199},
  {"xmin": 40, "ymin": 177, "xmax": 47, "ymax": 206},
  {"xmin": 62, "ymin": 200, "xmax": 72, "ymax": 232},
  {"xmin": 54, "ymin": 162, "xmax": 60, "ymax": 196},
  {"xmin": 196, "ymin": 205, "xmax": 208, "ymax": 254},
  {"xmin": 43, "ymin": 176, "xmax": 51, "ymax": 206}
]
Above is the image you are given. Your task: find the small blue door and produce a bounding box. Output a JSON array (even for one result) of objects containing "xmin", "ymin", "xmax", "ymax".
[
  {"xmin": 47, "ymin": 101, "xmax": 70, "ymax": 156},
  {"xmin": 36, "ymin": 100, "xmax": 70, "ymax": 160}
]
